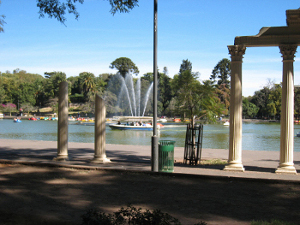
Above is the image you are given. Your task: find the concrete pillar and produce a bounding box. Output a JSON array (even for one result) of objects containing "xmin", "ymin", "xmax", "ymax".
[
  {"xmin": 224, "ymin": 45, "xmax": 246, "ymax": 172},
  {"xmin": 54, "ymin": 81, "xmax": 69, "ymax": 161},
  {"xmin": 91, "ymin": 94, "xmax": 110, "ymax": 163},
  {"xmin": 276, "ymin": 45, "xmax": 297, "ymax": 174}
]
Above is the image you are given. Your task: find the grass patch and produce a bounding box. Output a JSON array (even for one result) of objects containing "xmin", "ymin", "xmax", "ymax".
[{"xmin": 200, "ymin": 158, "xmax": 227, "ymax": 165}]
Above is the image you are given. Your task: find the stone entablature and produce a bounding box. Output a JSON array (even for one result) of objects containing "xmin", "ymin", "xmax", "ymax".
[{"xmin": 234, "ymin": 9, "xmax": 300, "ymax": 47}]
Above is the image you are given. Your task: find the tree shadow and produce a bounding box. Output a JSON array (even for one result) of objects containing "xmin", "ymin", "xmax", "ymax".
[{"xmin": 0, "ymin": 165, "xmax": 299, "ymax": 225}]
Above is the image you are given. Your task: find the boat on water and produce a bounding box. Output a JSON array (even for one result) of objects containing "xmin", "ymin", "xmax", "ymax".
[
  {"xmin": 13, "ymin": 118, "xmax": 22, "ymax": 123},
  {"xmin": 109, "ymin": 123, "xmax": 154, "ymax": 131},
  {"xmin": 223, "ymin": 121, "xmax": 230, "ymax": 126},
  {"xmin": 108, "ymin": 116, "xmax": 163, "ymax": 131}
]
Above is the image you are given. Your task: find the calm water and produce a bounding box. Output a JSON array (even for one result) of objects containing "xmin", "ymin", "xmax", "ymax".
[{"xmin": 1, "ymin": 119, "xmax": 300, "ymax": 152}]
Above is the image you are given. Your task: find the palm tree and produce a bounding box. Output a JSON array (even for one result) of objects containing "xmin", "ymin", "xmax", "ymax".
[{"xmin": 79, "ymin": 72, "xmax": 96, "ymax": 101}]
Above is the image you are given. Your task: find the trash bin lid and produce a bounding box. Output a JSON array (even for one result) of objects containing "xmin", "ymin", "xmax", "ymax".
[{"xmin": 158, "ymin": 140, "xmax": 176, "ymax": 145}]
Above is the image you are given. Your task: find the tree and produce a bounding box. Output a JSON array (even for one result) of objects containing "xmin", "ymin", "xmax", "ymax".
[
  {"xmin": 175, "ymin": 70, "xmax": 201, "ymax": 125},
  {"xmin": 0, "ymin": 1, "xmax": 5, "ymax": 32},
  {"xmin": 174, "ymin": 70, "xmax": 225, "ymax": 125},
  {"xmin": 197, "ymin": 80, "xmax": 226, "ymax": 122},
  {"xmin": 78, "ymin": 72, "xmax": 96, "ymax": 101},
  {"xmin": 250, "ymin": 86, "xmax": 271, "ymax": 119},
  {"xmin": 37, "ymin": 0, "xmax": 139, "ymax": 24},
  {"xmin": 210, "ymin": 58, "xmax": 231, "ymax": 87},
  {"xmin": 21, "ymin": 102, "xmax": 36, "ymax": 115},
  {"xmin": 268, "ymin": 83, "xmax": 282, "ymax": 119},
  {"xmin": 158, "ymin": 67, "xmax": 172, "ymax": 116},
  {"xmin": 44, "ymin": 72, "xmax": 67, "ymax": 99},
  {"xmin": 243, "ymin": 97, "xmax": 259, "ymax": 118},
  {"xmin": 0, "ymin": 86, "xmax": 6, "ymax": 103},
  {"xmin": 110, "ymin": 57, "xmax": 139, "ymax": 78},
  {"xmin": 215, "ymin": 83, "xmax": 230, "ymax": 115},
  {"xmin": 179, "ymin": 59, "xmax": 192, "ymax": 75},
  {"xmin": 295, "ymin": 86, "xmax": 300, "ymax": 120},
  {"xmin": 1, "ymin": 103, "xmax": 16, "ymax": 116}
]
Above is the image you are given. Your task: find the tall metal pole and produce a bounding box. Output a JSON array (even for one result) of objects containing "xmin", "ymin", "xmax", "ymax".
[{"xmin": 151, "ymin": 0, "xmax": 158, "ymax": 172}]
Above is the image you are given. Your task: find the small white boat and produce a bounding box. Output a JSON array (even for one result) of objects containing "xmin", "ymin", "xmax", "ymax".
[
  {"xmin": 223, "ymin": 121, "xmax": 230, "ymax": 126},
  {"xmin": 108, "ymin": 116, "xmax": 163, "ymax": 131},
  {"xmin": 109, "ymin": 123, "xmax": 154, "ymax": 131},
  {"xmin": 158, "ymin": 118, "xmax": 167, "ymax": 123},
  {"xmin": 296, "ymin": 132, "xmax": 300, "ymax": 137}
]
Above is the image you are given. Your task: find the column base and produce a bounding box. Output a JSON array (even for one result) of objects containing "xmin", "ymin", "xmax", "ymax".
[
  {"xmin": 53, "ymin": 155, "xmax": 69, "ymax": 161},
  {"xmin": 90, "ymin": 156, "xmax": 111, "ymax": 164},
  {"xmin": 275, "ymin": 164, "xmax": 297, "ymax": 174},
  {"xmin": 223, "ymin": 162, "xmax": 245, "ymax": 172}
]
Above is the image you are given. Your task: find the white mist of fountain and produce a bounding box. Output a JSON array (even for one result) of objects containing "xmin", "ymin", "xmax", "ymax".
[{"xmin": 115, "ymin": 73, "xmax": 153, "ymax": 117}]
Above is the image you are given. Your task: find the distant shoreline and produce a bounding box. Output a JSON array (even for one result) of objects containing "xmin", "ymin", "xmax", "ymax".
[{"xmin": 1, "ymin": 116, "xmax": 280, "ymax": 123}]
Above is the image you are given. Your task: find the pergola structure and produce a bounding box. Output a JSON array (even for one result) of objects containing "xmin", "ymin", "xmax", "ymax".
[{"xmin": 224, "ymin": 9, "xmax": 300, "ymax": 174}]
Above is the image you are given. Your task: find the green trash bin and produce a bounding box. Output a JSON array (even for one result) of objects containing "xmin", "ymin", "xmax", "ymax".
[{"xmin": 158, "ymin": 140, "xmax": 176, "ymax": 172}]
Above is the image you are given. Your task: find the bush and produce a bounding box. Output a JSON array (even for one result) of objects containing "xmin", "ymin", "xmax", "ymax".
[
  {"xmin": 251, "ymin": 220, "xmax": 295, "ymax": 225},
  {"xmin": 81, "ymin": 205, "xmax": 207, "ymax": 225}
]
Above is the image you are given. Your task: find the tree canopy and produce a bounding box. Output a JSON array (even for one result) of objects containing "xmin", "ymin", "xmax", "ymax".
[
  {"xmin": 0, "ymin": 1, "xmax": 5, "ymax": 32},
  {"xmin": 37, "ymin": 0, "xmax": 139, "ymax": 24},
  {"xmin": 210, "ymin": 58, "xmax": 231, "ymax": 87},
  {"xmin": 109, "ymin": 57, "xmax": 139, "ymax": 77}
]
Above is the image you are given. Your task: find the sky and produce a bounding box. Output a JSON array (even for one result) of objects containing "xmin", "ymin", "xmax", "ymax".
[{"xmin": 1, "ymin": 0, "xmax": 300, "ymax": 97}]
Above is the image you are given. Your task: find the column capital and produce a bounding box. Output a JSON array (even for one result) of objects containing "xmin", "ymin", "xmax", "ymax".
[
  {"xmin": 279, "ymin": 45, "xmax": 297, "ymax": 61},
  {"xmin": 228, "ymin": 45, "xmax": 246, "ymax": 62}
]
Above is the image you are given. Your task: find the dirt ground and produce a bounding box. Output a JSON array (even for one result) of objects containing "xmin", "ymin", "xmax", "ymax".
[{"xmin": 0, "ymin": 163, "xmax": 299, "ymax": 225}]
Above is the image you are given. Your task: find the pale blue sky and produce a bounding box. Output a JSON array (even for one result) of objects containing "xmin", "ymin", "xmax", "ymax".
[{"xmin": 1, "ymin": 0, "xmax": 300, "ymax": 96}]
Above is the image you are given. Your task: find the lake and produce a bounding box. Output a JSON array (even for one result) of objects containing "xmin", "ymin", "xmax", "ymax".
[{"xmin": 1, "ymin": 119, "xmax": 300, "ymax": 152}]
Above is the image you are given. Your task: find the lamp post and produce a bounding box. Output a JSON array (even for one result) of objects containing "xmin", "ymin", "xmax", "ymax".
[{"xmin": 151, "ymin": 0, "xmax": 158, "ymax": 172}]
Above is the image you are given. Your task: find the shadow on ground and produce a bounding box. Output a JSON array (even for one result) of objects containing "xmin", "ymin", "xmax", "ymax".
[{"xmin": 0, "ymin": 164, "xmax": 299, "ymax": 225}]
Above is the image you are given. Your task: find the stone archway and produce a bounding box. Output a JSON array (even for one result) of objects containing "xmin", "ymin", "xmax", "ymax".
[{"xmin": 224, "ymin": 9, "xmax": 300, "ymax": 174}]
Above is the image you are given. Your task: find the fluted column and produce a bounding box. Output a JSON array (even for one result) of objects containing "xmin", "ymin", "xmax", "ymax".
[
  {"xmin": 224, "ymin": 45, "xmax": 246, "ymax": 172},
  {"xmin": 276, "ymin": 45, "xmax": 297, "ymax": 174},
  {"xmin": 91, "ymin": 94, "xmax": 110, "ymax": 163},
  {"xmin": 54, "ymin": 81, "xmax": 69, "ymax": 161}
]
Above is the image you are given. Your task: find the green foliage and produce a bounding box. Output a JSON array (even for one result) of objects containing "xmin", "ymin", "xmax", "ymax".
[
  {"xmin": 179, "ymin": 59, "xmax": 192, "ymax": 75},
  {"xmin": 21, "ymin": 102, "xmax": 36, "ymax": 115},
  {"xmin": 294, "ymin": 86, "xmax": 300, "ymax": 119},
  {"xmin": 251, "ymin": 220, "xmax": 295, "ymax": 225},
  {"xmin": 215, "ymin": 83, "xmax": 230, "ymax": 115},
  {"xmin": 81, "ymin": 205, "xmax": 182, "ymax": 225},
  {"xmin": 0, "ymin": 60, "xmax": 289, "ymax": 121},
  {"xmin": 110, "ymin": 57, "xmax": 139, "ymax": 78},
  {"xmin": 197, "ymin": 80, "xmax": 226, "ymax": 122},
  {"xmin": 109, "ymin": 0, "xmax": 139, "ymax": 15},
  {"xmin": 44, "ymin": 71, "xmax": 67, "ymax": 100},
  {"xmin": 37, "ymin": 0, "xmax": 139, "ymax": 24},
  {"xmin": 251, "ymin": 87, "xmax": 271, "ymax": 118},
  {"xmin": 158, "ymin": 68, "xmax": 173, "ymax": 116},
  {"xmin": 243, "ymin": 97, "xmax": 259, "ymax": 118},
  {"xmin": 210, "ymin": 58, "xmax": 231, "ymax": 87},
  {"xmin": 0, "ymin": 1, "xmax": 5, "ymax": 32},
  {"xmin": 79, "ymin": 72, "xmax": 96, "ymax": 101}
]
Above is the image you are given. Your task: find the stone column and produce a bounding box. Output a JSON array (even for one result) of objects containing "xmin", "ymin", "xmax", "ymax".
[
  {"xmin": 224, "ymin": 45, "xmax": 246, "ymax": 172},
  {"xmin": 91, "ymin": 94, "xmax": 110, "ymax": 163},
  {"xmin": 54, "ymin": 81, "xmax": 69, "ymax": 161},
  {"xmin": 276, "ymin": 45, "xmax": 297, "ymax": 174}
]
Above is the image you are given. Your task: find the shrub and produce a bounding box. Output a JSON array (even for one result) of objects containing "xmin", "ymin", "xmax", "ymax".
[{"xmin": 81, "ymin": 205, "xmax": 207, "ymax": 225}]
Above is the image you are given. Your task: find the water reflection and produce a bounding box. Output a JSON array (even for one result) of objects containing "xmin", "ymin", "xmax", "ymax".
[{"xmin": 1, "ymin": 119, "xmax": 300, "ymax": 152}]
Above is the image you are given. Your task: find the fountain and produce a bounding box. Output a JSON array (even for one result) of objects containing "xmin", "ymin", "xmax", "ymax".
[{"xmin": 106, "ymin": 73, "xmax": 154, "ymax": 117}]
